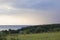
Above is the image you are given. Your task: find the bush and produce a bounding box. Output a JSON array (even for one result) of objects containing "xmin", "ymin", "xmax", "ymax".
[
  {"xmin": 10, "ymin": 38, "xmax": 20, "ymax": 40},
  {"xmin": 0, "ymin": 37, "xmax": 7, "ymax": 40}
]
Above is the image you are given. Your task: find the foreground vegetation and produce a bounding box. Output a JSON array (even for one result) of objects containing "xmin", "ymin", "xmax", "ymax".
[{"xmin": 0, "ymin": 31, "xmax": 60, "ymax": 40}]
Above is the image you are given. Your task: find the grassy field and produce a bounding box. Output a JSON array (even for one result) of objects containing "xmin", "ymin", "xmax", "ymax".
[{"xmin": 4, "ymin": 32, "xmax": 60, "ymax": 40}]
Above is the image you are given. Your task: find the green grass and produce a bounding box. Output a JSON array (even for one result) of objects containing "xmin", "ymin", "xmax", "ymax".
[{"xmin": 1, "ymin": 32, "xmax": 60, "ymax": 40}]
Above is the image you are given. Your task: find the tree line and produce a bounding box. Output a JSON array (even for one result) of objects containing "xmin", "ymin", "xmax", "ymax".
[{"xmin": 0, "ymin": 24, "xmax": 60, "ymax": 34}]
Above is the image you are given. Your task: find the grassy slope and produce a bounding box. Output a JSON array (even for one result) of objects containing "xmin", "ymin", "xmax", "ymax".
[{"xmin": 6, "ymin": 32, "xmax": 60, "ymax": 40}]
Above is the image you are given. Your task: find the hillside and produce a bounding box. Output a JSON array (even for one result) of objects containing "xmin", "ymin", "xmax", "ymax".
[{"xmin": 20, "ymin": 24, "xmax": 60, "ymax": 34}]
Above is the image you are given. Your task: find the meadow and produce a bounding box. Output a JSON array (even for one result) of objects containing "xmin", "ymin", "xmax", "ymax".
[{"xmin": 0, "ymin": 31, "xmax": 60, "ymax": 40}]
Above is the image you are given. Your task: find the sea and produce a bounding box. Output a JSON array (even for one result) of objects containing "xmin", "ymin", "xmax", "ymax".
[{"xmin": 0, "ymin": 25, "xmax": 27, "ymax": 31}]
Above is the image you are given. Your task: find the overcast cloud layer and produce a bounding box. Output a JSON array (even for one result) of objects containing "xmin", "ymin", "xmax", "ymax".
[{"xmin": 0, "ymin": 0, "xmax": 60, "ymax": 25}]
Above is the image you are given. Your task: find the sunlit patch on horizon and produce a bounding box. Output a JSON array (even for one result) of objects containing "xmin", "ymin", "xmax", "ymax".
[{"xmin": 0, "ymin": 15, "xmax": 47, "ymax": 25}]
